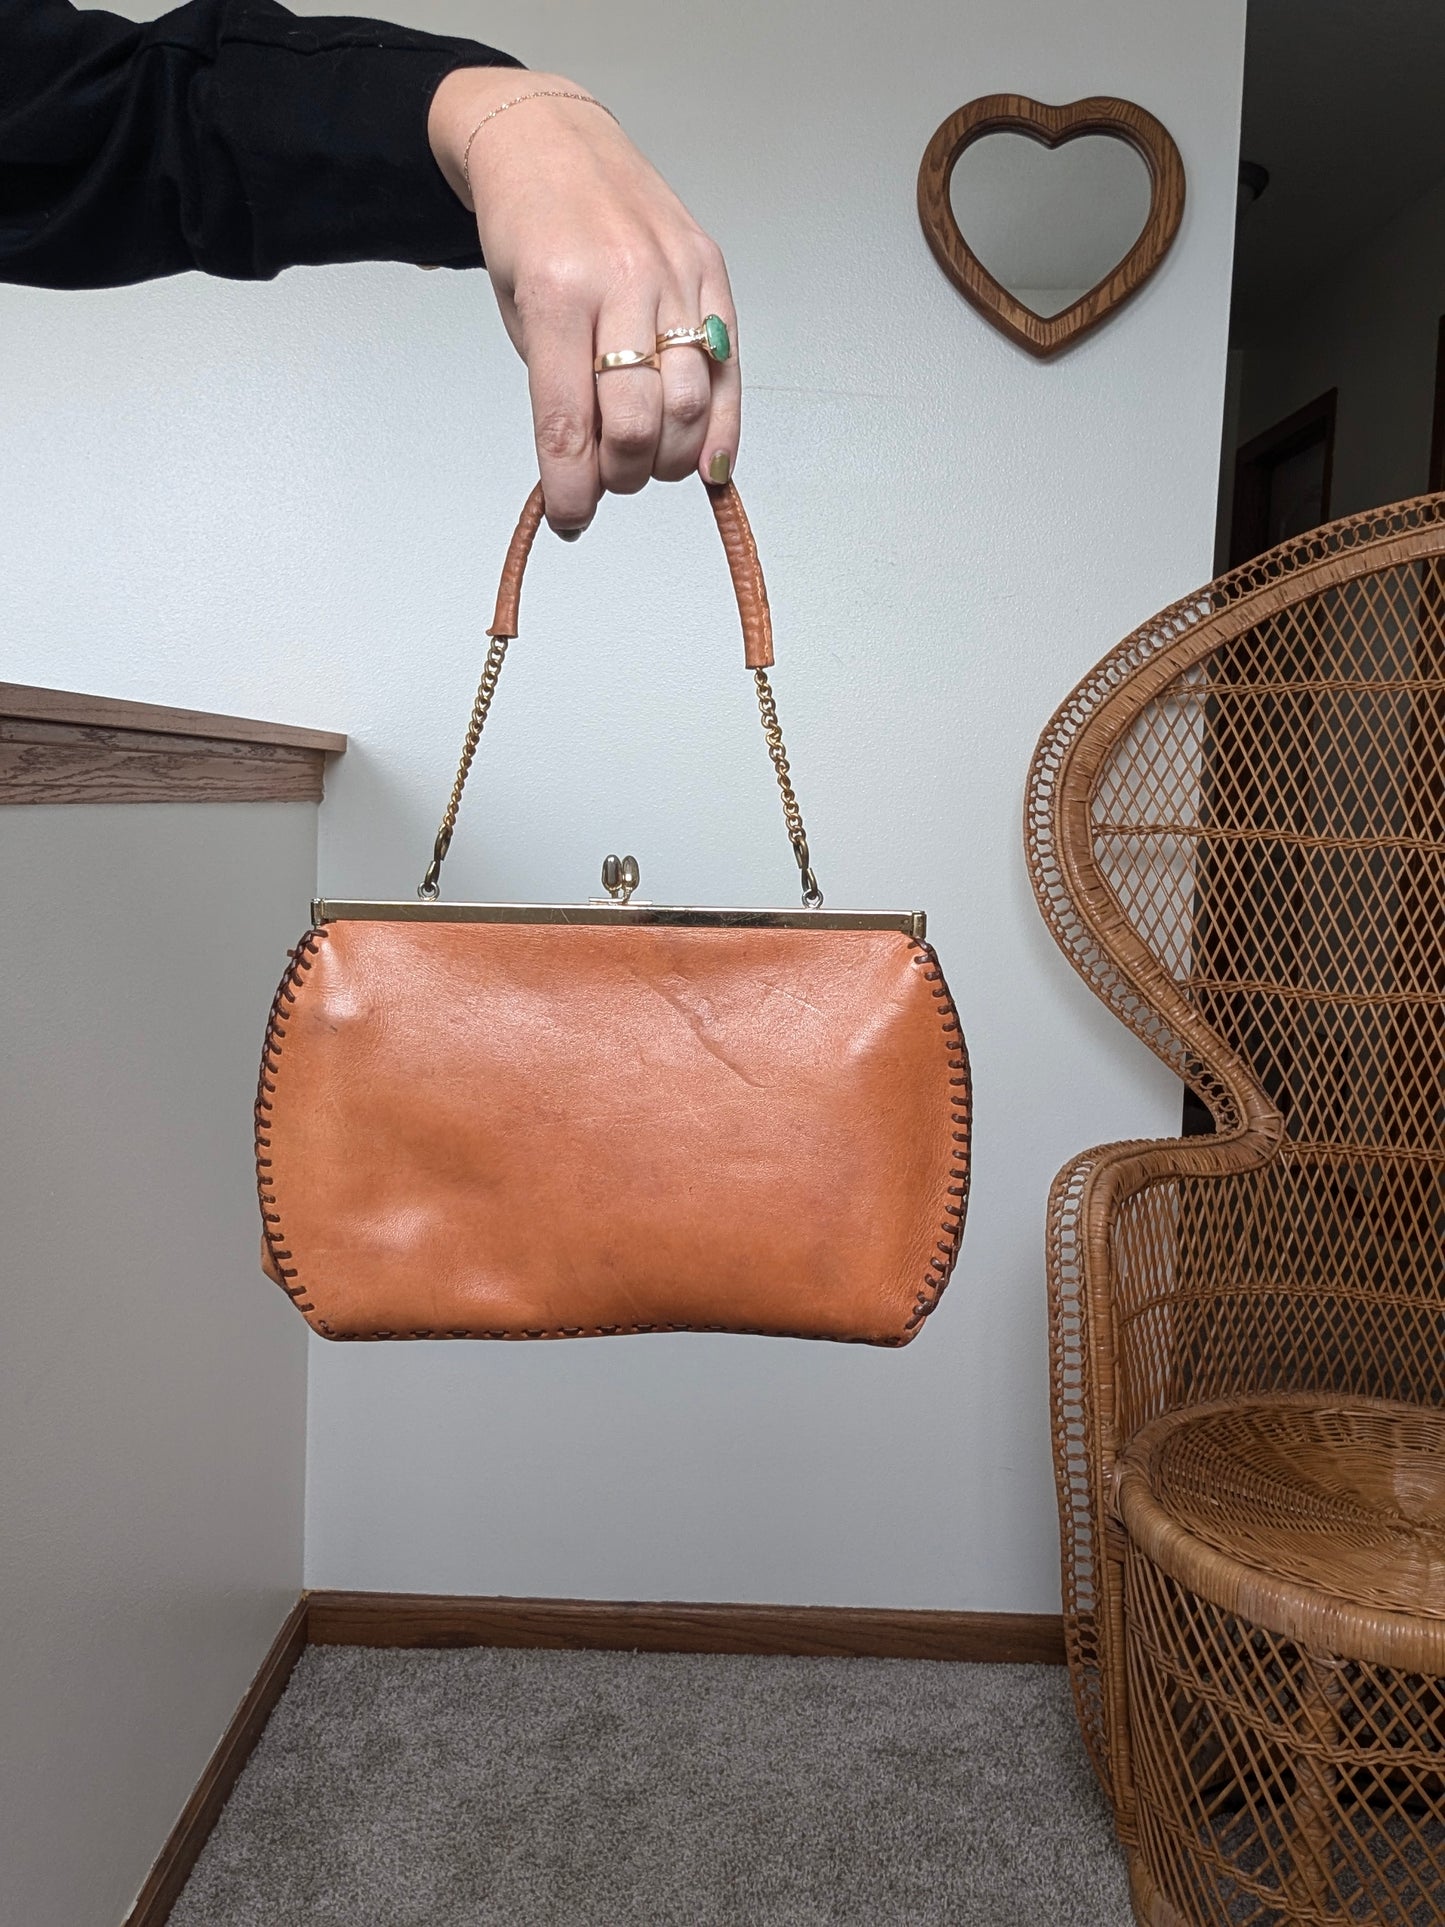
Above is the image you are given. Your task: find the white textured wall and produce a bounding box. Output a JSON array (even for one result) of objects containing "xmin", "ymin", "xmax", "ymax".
[
  {"xmin": 0, "ymin": 804, "xmax": 312, "ymax": 1927},
  {"xmin": 1, "ymin": 0, "xmax": 1245, "ymax": 1617},
  {"xmin": 1238, "ymin": 170, "xmax": 1445, "ymax": 516}
]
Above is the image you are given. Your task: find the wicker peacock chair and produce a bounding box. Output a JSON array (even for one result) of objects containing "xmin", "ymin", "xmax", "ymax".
[{"xmin": 1025, "ymin": 494, "xmax": 1445, "ymax": 1927}]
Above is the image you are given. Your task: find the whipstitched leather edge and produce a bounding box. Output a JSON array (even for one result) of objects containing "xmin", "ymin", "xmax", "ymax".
[
  {"xmin": 256, "ymin": 929, "xmax": 971, "ymax": 1344},
  {"xmin": 255, "ymin": 928, "xmax": 329, "ymax": 1318},
  {"xmin": 904, "ymin": 938, "xmax": 972, "ymax": 1331}
]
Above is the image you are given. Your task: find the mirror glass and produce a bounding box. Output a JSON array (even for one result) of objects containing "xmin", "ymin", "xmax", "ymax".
[{"xmin": 949, "ymin": 133, "xmax": 1152, "ymax": 317}]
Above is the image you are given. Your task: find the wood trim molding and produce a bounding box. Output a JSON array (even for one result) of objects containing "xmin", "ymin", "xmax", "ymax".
[
  {"xmin": 1430, "ymin": 312, "xmax": 1445, "ymax": 496},
  {"xmin": 0, "ymin": 684, "xmax": 345, "ymax": 806},
  {"xmin": 1228, "ymin": 387, "xmax": 1338, "ymax": 569},
  {"xmin": 121, "ymin": 1589, "xmax": 1063, "ymax": 1923},
  {"xmin": 122, "ymin": 1597, "xmax": 308, "ymax": 1927},
  {"xmin": 305, "ymin": 1591, "xmax": 1066, "ymax": 1665},
  {"xmin": 0, "ymin": 683, "xmax": 345, "ymax": 750}
]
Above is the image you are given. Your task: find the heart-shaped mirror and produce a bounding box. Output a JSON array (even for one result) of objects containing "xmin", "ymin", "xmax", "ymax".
[
  {"xmin": 949, "ymin": 132, "xmax": 1152, "ymax": 319},
  {"xmin": 917, "ymin": 95, "xmax": 1185, "ymax": 358}
]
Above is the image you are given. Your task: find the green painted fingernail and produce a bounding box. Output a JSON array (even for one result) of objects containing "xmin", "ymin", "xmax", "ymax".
[{"xmin": 707, "ymin": 450, "xmax": 732, "ymax": 485}]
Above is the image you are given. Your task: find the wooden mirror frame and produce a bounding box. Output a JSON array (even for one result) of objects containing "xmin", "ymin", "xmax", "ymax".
[{"xmin": 917, "ymin": 95, "xmax": 1186, "ymax": 359}]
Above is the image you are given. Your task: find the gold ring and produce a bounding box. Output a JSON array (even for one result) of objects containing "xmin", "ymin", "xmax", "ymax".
[
  {"xmin": 594, "ymin": 348, "xmax": 661, "ymax": 375},
  {"xmin": 655, "ymin": 315, "xmax": 732, "ymax": 363}
]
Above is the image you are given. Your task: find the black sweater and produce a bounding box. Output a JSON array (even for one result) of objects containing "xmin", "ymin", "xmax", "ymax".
[{"xmin": 0, "ymin": 0, "xmax": 520, "ymax": 287}]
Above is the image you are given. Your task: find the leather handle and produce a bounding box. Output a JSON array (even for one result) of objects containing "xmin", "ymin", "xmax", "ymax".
[
  {"xmin": 421, "ymin": 473, "xmax": 817, "ymax": 904},
  {"xmin": 487, "ymin": 478, "xmax": 776, "ymax": 670}
]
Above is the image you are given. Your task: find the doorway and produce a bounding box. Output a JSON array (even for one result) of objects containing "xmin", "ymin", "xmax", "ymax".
[
  {"xmin": 1228, "ymin": 388, "xmax": 1336, "ymax": 568},
  {"xmin": 1187, "ymin": 3, "xmax": 1445, "ymax": 1137}
]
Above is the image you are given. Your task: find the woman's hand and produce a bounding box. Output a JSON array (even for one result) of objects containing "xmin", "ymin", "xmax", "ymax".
[{"xmin": 429, "ymin": 68, "xmax": 740, "ymax": 538}]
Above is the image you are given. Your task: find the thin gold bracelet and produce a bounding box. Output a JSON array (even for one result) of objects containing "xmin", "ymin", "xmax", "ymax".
[{"xmin": 462, "ymin": 91, "xmax": 620, "ymax": 202}]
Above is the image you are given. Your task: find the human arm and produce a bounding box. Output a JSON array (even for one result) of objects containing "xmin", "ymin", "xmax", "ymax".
[
  {"xmin": 428, "ymin": 67, "xmax": 740, "ymax": 531},
  {"xmin": 0, "ymin": 0, "xmax": 515, "ymax": 284},
  {"xmin": 0, "ymin": 0, "xmax": 740, "ymax": 525}
]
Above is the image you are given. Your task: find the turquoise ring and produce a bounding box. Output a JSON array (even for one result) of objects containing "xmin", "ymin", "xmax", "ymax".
[{"xmin": 656, "ymin": 315, "xmax": 731, "ymax": 363}]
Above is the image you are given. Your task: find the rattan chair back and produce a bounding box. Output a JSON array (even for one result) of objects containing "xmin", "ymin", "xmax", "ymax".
[{"xmin": 1025, "ymin": 494, "xmax": 1445, "ymax": 1812}]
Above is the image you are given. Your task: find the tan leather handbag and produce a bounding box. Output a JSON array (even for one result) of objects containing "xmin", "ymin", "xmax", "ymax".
[{"xmin": 256, "ymin": 480, "xmax": 970, "ymax": 1345}]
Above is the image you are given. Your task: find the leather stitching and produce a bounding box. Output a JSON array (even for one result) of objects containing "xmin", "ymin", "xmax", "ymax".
[
  {"xmin": 904, "ymin": 939, "xmax": 972, "ymax": 1330},
  {"xmin": 255, "ymin": 927, "xmax": 328, "ymax": 1317},
  {"xmin": 313, "ymin": 1322, "xmax": 905, "ymax": 1346},
  {"xmin": 257, "ymin": 930, "xmax": 968, "ymax": 1346},
  {"xmin": 730, "ymin": 502, "xmax": 768, "ymax": 648},
  {"xmin": 704, "ymin": 480, "xmax": 773, "ymax": 667}
]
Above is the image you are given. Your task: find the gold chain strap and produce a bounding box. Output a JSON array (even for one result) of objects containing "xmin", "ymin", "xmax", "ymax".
[
  {"xmin": 418, "ymin": 645, "xmax": 824, "ymax": 908},
  {"xmin": 753, "ymin": 667, "xmax": 823, "ymax": 906},
  {"xmin": 418, "ymin": 634, "xmax": 510, "ymax": 900}
]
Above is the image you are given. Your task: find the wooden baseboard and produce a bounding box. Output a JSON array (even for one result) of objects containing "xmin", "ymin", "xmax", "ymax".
[
  {"xmin": 123, "ymin": 1588, "xmax": 1062, "ymax": 1922},
  {"xmin": 305, "ymin": 1590, "xmax": 1065, "ymax": 1665},
  {"xmin": 122, "ymin": 1598, "xmax": 308, "ymax": 1927}
]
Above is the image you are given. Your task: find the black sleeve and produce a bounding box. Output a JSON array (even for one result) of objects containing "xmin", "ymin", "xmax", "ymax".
[{"xmin": 0, "ymin": 0, "xmax": 524, "ymax": 287}]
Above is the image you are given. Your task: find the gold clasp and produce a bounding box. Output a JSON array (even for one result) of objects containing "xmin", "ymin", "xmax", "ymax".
[{"xmin": 601, "ymin": 854, "xmax": 640, "ymax": 904}]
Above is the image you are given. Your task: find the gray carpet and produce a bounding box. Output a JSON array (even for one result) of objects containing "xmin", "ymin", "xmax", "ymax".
[{"xmin": 169, "ymin": 1648, "xmax": 1132, "ymax": 1926}]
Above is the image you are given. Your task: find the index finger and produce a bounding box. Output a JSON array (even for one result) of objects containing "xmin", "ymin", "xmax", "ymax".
[{"xmin": 524, "ymin": 309, "xmax": 602, "ymax": 534}]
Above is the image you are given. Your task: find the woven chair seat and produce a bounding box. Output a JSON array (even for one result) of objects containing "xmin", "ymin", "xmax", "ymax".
[{"xmin": 1117, "ymin": 1395, "xmax": 1445, "ymax": 1673}]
